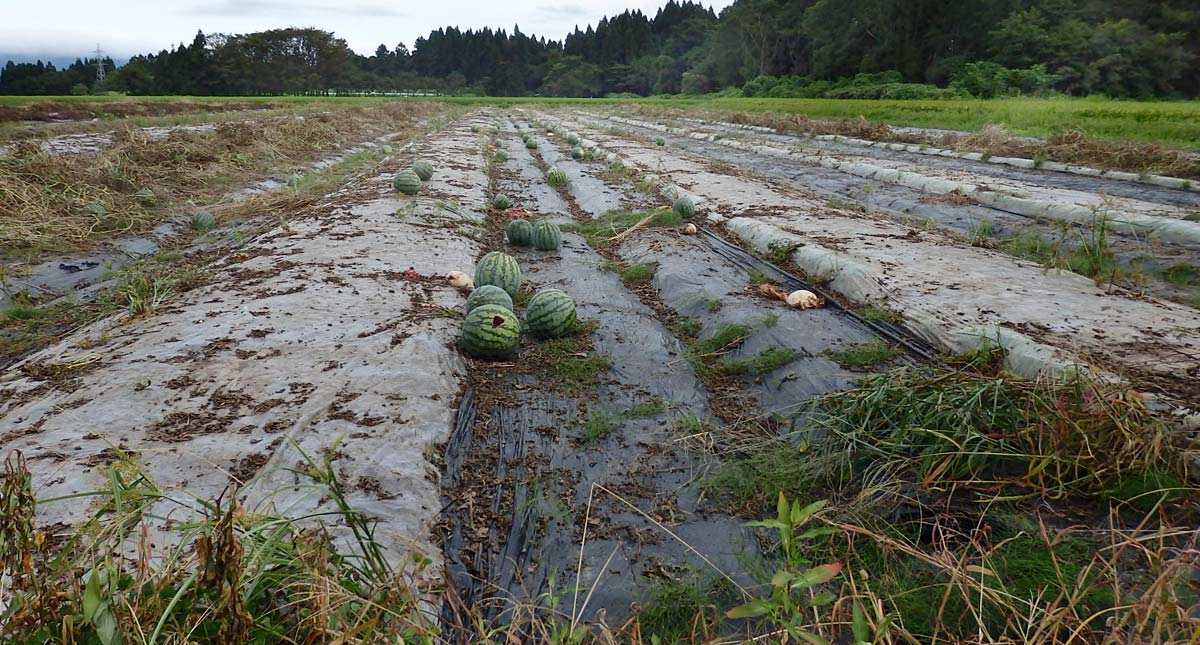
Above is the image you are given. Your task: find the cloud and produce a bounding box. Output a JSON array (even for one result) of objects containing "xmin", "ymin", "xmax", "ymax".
[
  {"xmin": 536, "ymin": 4, "xmax": 589, "ymax": 18},
  {"xmin": 180, "ymin": 0, "xmax": 404, "ymax": 17}
]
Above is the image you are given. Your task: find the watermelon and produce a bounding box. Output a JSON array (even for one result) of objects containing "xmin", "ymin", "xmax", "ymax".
[
  {"xmin": 495, "ymin": 150, "xmax": 508, "ymax": 162},
  {"xmin": 462, "ymin": 304, "xmax": 521, "ymax": 359},
  {"xmin": 673, "ymin": 196, "xmax": 695, "ymax": 219},
  {"xmin": 571, "ymin": 147, "xmax": 584, "ymax": 160},
  {"xmin": 566, "ymin": 133, "xmax": 580, "ymax": 145},
  {"xmin": 466, "ymin": 285, "xmax": 513, "ymax": 313},
  {"xmin": 526, "ymin": 139, "xmax": 538, "ymax": 150},
  {"xmin": 526, "ymin": 289, "xmax": 577, "ymax": 338},
  {"xmin": 474, "ymin": 251, "xmax": 521, "ymax": 298},
  {"xmin": 532, "ymin": 221, "xmax": 562, "ymax": 251},
  {"xmin": 191, "ymin": 210, "xmax": 216, "ymax": 232},
  {"xmin": 412, "ymin": 160, "xmax": 434, "ymax": 182},
  {"xmin": 547, "ymin": 167, "xmax": 568, "ymax": 187},
  {"xmin": 506, "ymin": 219, "xmax": 534, "ymax": 246},
  {"xmin": 393, "ymin": 169, "xmax": 422, "ymax": 195},
  {"xmin": 493, "ymin": 194, "xmax": 512, "ymax": 210}
]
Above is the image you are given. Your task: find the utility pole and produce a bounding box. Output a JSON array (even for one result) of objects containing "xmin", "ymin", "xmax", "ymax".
[{"xmin": 94, "ymin": 44, "xmax": 106, "ymax": 84}]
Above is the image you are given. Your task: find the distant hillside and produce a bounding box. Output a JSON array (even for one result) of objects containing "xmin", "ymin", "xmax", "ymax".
[{"xmin": 2, "ymin": 0, "xmax": 1197, "ymax": 99}]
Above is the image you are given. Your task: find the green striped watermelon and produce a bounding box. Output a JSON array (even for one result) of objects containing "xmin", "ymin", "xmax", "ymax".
[
  {"xmin": 462, "ymin": 304, "xmax": 520, "ymax": 359},
  {"xmin": 191, "ymin": 210, "xmax": 217, "ymax": 232},
  {"xmin": 532, "ymin": 221, "xmax": 561, "ymax": 251},
  {"xmin": 526, "ymin": 140, "xmax": 538, "ymax": 150},
  {"xmin": 474, "ymin": 251, "xmax": 521, "ymax": 298},
  {"xmin": 571, "ymin": 147, "xmax": 584, "ymax": 160},
  {"xmin": 493, "ymin": 194, "xmax": 512, "ymax": 210},
  {"xmin": 466, "ymin": 285, "xmax": 513, "ymax": 313},
  {"xmin": 547, "ymin": 167, "xmax": 568, "ymax": 187},
  {"xmin": 566, "ymin": 133, "xmax": 580, "ymax": 145},
  {"xmin": 506, "ymin": 219, "xmax": 534, "ymax": 246},
  {"xmin": 412, "ymin": 160, "xmax": 434, "ymax": 182},
  {"xmin": 526, "ymin": 289, "xmax": 577, "ymax": 338},
  {"xmin": 393, "ymin": 169, "xmax": 422, "ymax": 195},
  {"xmin": 673, "ymin": 196, "xmax": 695, "ymax": 219}
]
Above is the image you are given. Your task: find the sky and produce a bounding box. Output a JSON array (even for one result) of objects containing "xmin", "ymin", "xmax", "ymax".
[{"xmin": 0, "ymin": 0, "xmax": 735, "ymax": 65}]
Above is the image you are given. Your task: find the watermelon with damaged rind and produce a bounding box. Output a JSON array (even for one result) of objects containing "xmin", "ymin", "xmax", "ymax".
[
  {"xmin": 393, "ymin": 169, "xmax": 422, "ymax": 195},
  {"xmin": 466, "ymin": 285, "xmax": 513, "ymax": 314},
  {"xmin": 673, "ymin": 196, "xmax": 695, "ymax": 219},
  {"xmin": 493, "ymin": 194, "xmax": 512, "ymax": 209},
  {"xmin": 526, "ymin": 288, "xmax": 577, "ymax": 338},
  {"xmin": 506, "ymin": 219, "xmax": 534, "ymax": 246},
  {"xmin": 474, "ymin": 251, "xmax": 521, "ymax": 298},
  {"xmin": 532, "ymin": 221, "xmax": 561, "ymax": 251},
  {"xmin": 462, "ymin": 304, "xmax": 520, "ymax": 359},
  {"xmin": 412, "ymin": 160, "xmax": 434, "ymax": 182}
]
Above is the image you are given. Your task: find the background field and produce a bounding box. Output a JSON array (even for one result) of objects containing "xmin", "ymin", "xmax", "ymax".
[{"xmin": 3, "ymin": 95, "xmax": 1199, "ymax": 150}]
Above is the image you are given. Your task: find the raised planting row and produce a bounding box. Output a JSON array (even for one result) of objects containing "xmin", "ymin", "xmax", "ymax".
[
  {"xmin": 442, "ymin": 110, "xmax": 1200, "ymax": 644},
  {"xmin": 538, "ymin": 109, "xmax": 1200, "ymax": 405}
]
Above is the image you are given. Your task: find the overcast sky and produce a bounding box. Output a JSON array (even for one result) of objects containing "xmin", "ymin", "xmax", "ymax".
[{"xmin": 0, "ymin": 0, "xmax": 734, "ymax": 63}]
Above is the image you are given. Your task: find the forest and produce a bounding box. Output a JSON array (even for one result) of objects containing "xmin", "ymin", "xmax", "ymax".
[{"xmin": 2, "ymin": 0, "xmax": 1198, "ymax": 99}]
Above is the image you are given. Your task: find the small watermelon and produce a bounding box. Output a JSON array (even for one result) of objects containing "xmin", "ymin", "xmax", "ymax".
[
  {"xmin": 673, "ymin": 196, "xmax": 695, "ymax": 219},
  {"xmin": 393, "ymin": 169, "xmax": 422, "ymax": 195},
  {"xmin": 547, "ymin": 167, "xmax": 568, "ymax": 187},
  {"xmin": 566, "ymin": 133, "xmax": 580, "ymax": 145},
  {"xmin": 466, "ymin": 285, "xmax": 513, "ymax": 313},
  {"xmin": 526, "ymin": 139, "xmax": 538, "ymax": 150},
  {"xmin": 526, "ymin": 289, "xmax": 577, "ymax": 338},
  {"xmin": 191, "ymin": 210, "xmax": 217, "ymax": 232},
  {"xmin": 571, "ymin": 147, "xmax": 584, "ymax": 160},
  {"xmin": 532, "ymin": 221, "xmax": 562, "ymax": 251},
  {"xmin": 462, "ymin": 304, "xmax": 521, "ymax": 359},
  {"xmin": 495, "ymin": 150, "xmax": 508, "ymax": 162},
  {"xmin": 412, "ymin": 160, "xmax": 434, "ymax": 182},
  {"xmin": 493, "ymin": 194, "xmax": 512, "ymax": 210},
  {"xmin": 474, "ymin": 251, "xmax": 522, "ymax": 298},
  {"xmin": 507, "ymin": 219, "xmax": 534, "ymax": 246}
]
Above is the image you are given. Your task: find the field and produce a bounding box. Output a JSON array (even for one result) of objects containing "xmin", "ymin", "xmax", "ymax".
[
  {"xmin": 0, "ymin": 98, "xmax": 1198, "ymax": 643},
  {"xmin": 2, "ymin": 94, "xmax": 1199, "ymax": 148}
]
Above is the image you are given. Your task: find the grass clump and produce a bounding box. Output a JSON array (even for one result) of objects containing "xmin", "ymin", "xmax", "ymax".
[
  {"xmin": 625, "ymin": 398, "xmax": 670, "ymax": 419},
  {"xmin": 825, "ymin": 339, "xmax": 900, "ymax": 369},
  {"xmin": 1106, "ymin": 467, "xmax": 1185, "ymax": 513},
  {"xmin": 813, "ymin": 367, "xmax": 1177, "ymax": 495},
  {"xmin": 746, "ymin": 268, "xmax": 772, "ymax": 286},
  {"xmin": 0, "ymin": 444, "xmax": 441, "ymax": 645},
  {"xmin": 718, "ymin": 346, "xmax": 798, "ymax": 375},
  {"xmin": 859, "ymin": 304, "xmax": 903, "ymax": 324},
  {"xmin": 669, "ymin": 317, "xmax": 702, "ymax": 339},
  {"xmin": 634, "ymin": 573, "xmax": 720, "ymax": 643},
  {"xmin": 763, "ymin": 240, "xmax": 798, "ymax": 265},
  {"xmin": 607, "ymin": 261, "xmax": 657, "ymax": 287},
  {"xmin": 578, "ymin": 411, "xmax": 619, "ymax": 448},
  {"xmin": 562, "ymin": 208, "xmax": 680, "ymax": 249},
  {"xmin": 705, "ymin": 440, "xmax": 811, "ymax": 511}
]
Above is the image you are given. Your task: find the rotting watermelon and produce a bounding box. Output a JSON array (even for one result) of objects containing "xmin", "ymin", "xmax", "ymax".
[
  {"xmin": 532, "ymin": 221, "xmax": 562, "ymax": 251},
  {"xmin": 466, "ymin": 285, "xmax": 514, "ymax": 313},
  {"xmin": 462, "ymin": 304, "xmax": 520, "ymax": 359},
  {"xmin": 507, "ymin": 219, "xmax": 534, "ymax": 246},
  {"xmin": 474, "ymin": 251, "xmax": 522, "ymax": 298},
  {"xmin": 526, "ymin": 289, "xmax": 577, "ymax": 338}
]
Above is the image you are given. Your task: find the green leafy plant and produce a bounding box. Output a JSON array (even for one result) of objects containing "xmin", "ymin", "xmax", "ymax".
[{"xmin": 727, "ymin": 494, "xmax": 843, "ymax": 642}]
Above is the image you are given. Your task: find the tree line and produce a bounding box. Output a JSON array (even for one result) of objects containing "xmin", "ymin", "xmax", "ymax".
[{"xmin": 2, "ymin": 0, "xmax": 1197, "ymax": 99}]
